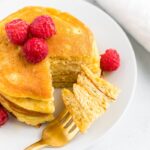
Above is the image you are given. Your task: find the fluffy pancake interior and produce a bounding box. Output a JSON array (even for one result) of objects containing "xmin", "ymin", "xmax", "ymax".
[
  {"xmin": 77, "ymin": 73, "xmax": 110, "ymax": 110},
  {"xmin": 50, "ymin": 58, "xmax": 100, "ymax": 87},
  {"xmin": 62, "ymin": 89, "xmax": 90, "ymax": 133},
  {"xmin": 62, "ymin": 67, "xmax": 120, "ymax": 132},
  {"xmin": 81, "ymin": 65, "xmax": 120, "ymax": 100},
  {"xmin": 62, "ymin": 84, "xmax": 106, "ymax": 133},
  {"xmin": 73, "ymin": 84, "xmax": 105, "ymax": 121}
]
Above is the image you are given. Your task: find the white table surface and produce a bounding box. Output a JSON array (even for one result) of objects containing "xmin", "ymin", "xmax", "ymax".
[{"xmin": 86, "ymin": 0, "xmax": 150, "ymax": 150}]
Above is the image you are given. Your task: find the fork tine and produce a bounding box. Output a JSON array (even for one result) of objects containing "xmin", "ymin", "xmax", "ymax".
[
  {"xmin": 57, "ymin": 109, "xmax": 79, "ymax": 139},
  {"xmin": 62, "ymin": 115, "xmax": 72, "ymax": 127},
  {"xmin": 68, "ymin": 127, "xmax": 79, "ymax": 139},
  {"xmin": 66, "ymin": 121, "xmax": 76, "ymax": 132},
  {"xmin": 57, "ymin": 109, "xmax": 69, "ymax": 122}
]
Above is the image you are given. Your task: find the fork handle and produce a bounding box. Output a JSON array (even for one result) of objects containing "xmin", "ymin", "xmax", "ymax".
[{"xmin": 25, "ymin": 140, "xmax": 47, "ymax": 150}]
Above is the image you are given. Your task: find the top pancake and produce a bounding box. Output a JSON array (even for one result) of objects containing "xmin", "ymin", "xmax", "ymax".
[
  {"xmin": 0, "ymin": 6, "xmax": 99, "ymax": 100},
  {"xmin": 0, "ymin": 6, "xmax": 98, "ymax": 58}
]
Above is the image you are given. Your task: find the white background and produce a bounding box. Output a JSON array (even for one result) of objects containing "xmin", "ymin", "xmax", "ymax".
[{"xmin": 86, "ymin": 0, "xmax": 150, "ymax": 150}]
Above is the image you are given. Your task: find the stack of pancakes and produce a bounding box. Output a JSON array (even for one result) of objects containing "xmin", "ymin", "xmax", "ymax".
[
  {"xmin": 0, "ymin": 51, "xmax": 55, "ymax": 126},
  {"xmin": 0, "ymin": 58, "xmax": 55, "ymax": 126},
  {"xmin": 62, "ymin": 65, "xmax": 119, "ymax": 132},
  {"xmin": 0, "ymin": 7, "xmax": 100, "ymax": 126}
]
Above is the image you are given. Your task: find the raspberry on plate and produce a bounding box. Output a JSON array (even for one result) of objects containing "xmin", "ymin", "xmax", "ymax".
[
  {"xmin": 0, "ymin": 105, "xmax": 8, "ymax": 126},
  {"xmin": 23, "ymin": 37, "xmax": 48, "ymax": 64},
  {"xmin": 100, "ymin": 49, "xmax": 120, "ymax": 71},
  {"xmin": 5, "ymin": 19, "xmax": 29, "ymax": 45},
  {"xmin": 29, "ymin": 15, "xmax": 56, "ymax": 39}
]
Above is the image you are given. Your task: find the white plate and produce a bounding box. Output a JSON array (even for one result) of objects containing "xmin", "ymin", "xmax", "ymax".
[{"xmin": 0, "ymin": 0, "xmax": 137, "ymax": 150}]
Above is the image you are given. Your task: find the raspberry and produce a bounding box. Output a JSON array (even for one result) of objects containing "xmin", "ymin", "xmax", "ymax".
[
  {"xmin": 5, "ymin": 19, "xmax": 29, "ymax": 45},
  {"xmin": 29, "ymin": 15, "xmax": 56, "ymax": 39},
  {"xmin": 0, "ymin": 105, "xmax": 8, "ymax": 126},
  {"xmin": 100, "ymin": 49, "xmax": 120, "ymax": 71},
  {"xmin": 23, "ymin": 38, "xmax": 48, "ymax": 63}
]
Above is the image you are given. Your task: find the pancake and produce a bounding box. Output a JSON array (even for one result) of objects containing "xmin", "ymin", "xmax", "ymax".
[
  {"xmin": 62, "ymin": 89, "xmax": 90, "ymax": 133},
  {"xmin": 77, "ymin": 73, "xmax": 110, "ymax": 110},
  {"xmin": 0, "ymin": 95, "xmax": 54, "ymax": 126},
  {"xmin": 73, "ymin": 84, "xmax": 105, "ymax": 122},
  {"xmin": 53, "ymin": 82, "xmax": 74, "ymax": 88},
  {"xmin": 0, "ymin": 95, "xmax": 49, "ymax": 116},
  {"xmin": 62, "ymin": 66, "xmax": 120, "ymax": 132},
  {"xmin": 0, "ymin": 38, "xmax": 52, "ymax": 100},
  {"xmin": 62, "ymin": 84, "xmax": 106, "ymax": 133},
  {"xmin": 1, "ymin": 94, "xmax": 54, "ymax": 114},
  {"xmin": 81, "ymin": 65, "xmax": 120, "ymax": 100}
]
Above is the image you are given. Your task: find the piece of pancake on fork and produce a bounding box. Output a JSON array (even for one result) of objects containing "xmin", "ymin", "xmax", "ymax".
[{"xmin": 62, "ymin": 65, "xmax": 120, "ymax": 133}]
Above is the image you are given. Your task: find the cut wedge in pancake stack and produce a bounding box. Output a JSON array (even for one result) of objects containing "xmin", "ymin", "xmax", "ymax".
[
  {"xmin": 45, "ymin": 7, "xmax": 100, "ymax": 87},
  {"xmin": 62, "ymin": 65, "xmax": 120, "ymax": 133},
  {"xmin": 0, "ymin": 6, "xmax": 100, "ymax": 126},
  {"xmin": 0, "ymin": 6, "xmax": 100, "ymax": 88},
  {"xmin": 23, "ymin": 6, "xmax": 101, "ymax": 87}
]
